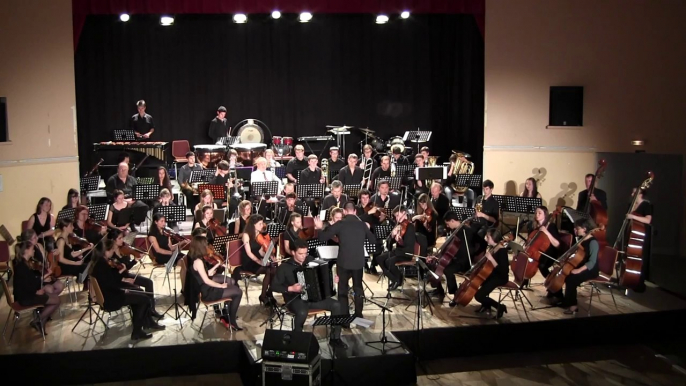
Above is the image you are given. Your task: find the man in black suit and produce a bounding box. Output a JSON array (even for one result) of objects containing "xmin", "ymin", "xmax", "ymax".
[
  {"xmin": 576, "ymin": 173, "xmax": 608, "ymax": 211},
  {"xmin": 337, "ymin": 153, "xmax": 364, "ymax": 186},
  {"xmin": 315, "ymin": 202, "xmax": 377, "ymax": 318},
  {"xmin": 430, "ymin": 182, "xmax": 450, "ymax": 220}
]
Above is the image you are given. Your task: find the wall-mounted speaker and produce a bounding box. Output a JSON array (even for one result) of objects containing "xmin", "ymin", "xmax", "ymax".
[{"xmin": 549, "ymin": 86, "xmax": 583, "ymax": 126}]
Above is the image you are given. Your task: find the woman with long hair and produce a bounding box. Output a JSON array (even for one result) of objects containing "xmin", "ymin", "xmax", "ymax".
[
  {"xmin": 521, "ymin": 178, "xmax": 542, "ymax": 199},
  {"xmin": 73, "ymin": 205, "xmax": 107, "ymax": 244},
  {"xmin": 20, "ymin": 229, "xmax": 65, "ymax": 296},
  {"xmin": 147, "ymin": 213, "xmax": 186, "ymax": 265},
  {"xmin": 27, "ymin": 197, "xmax": 56, "ymax": 252},
  {"xmin": 234, "ymin": 214, "xmax": 275, "ymax": 305},
  {"xmin": 234, "ymin": 200, "xmax": 252, "ymax": 235},
  {"xmin": 55, "ymin": 218, "xmax": 93, "ymax": 278},
  {"xmin": 63, "ymin": 188, "xmax": 80, "ymax": 210},
  {"xmin": 194, "ymin": 189, "xmax": 217, "ymax": 227},
  {"xmin": 156, "ymin": 166, "xmax": 173, "ymax": 196},
  {"xmin": 185, "ymin": 235, "xmax": 243, "ymax": 330},
  {"xmin": 412, "ymin": 193, "xmax": 438, "ymax": 247},
  {"xmin": 106, "ymin": 189, "xmax": 130, "ymax": 232},
  {"xmin": 194, "ymin": 205, "xmax": 217, "ymax": 245}
]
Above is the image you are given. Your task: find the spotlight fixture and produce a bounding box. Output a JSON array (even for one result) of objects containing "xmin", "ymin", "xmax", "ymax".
[
  {"xmin": 376, "ymin": 15, "xmax": 389, "ymax": 24},
  {"xmin": 272, "ymin": 11, "xmax": 281, "ymax": 19},
  {"xmin": 160, "ymin": 16, "xmax": 174, "ymax": 26},
  {"xmin": 233, "ymin": 14, "xmax": 247, "ymax": 23},
  {"xmin": 631, "ymin": 140, "xmax": 645, "ymax": 146},
  {"xmin": 401, "ymin": 11, "xmax": 411, "ymax": 19},
  {"xmin": 299, "ymin": 12, "xmax": 312, "ymax": 23},
  {"xmin": 119, "ymin": 13, "xmax": 130, "ymax": 22}
]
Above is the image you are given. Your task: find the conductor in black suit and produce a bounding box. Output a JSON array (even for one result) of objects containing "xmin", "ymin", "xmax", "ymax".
[
  {"xmin": 576, "ymin": 174, "xmax": 608, "ymax": 211},
  {"xmin": 315, "ymin": 201, "xmax": 377, "ymax": 318}
]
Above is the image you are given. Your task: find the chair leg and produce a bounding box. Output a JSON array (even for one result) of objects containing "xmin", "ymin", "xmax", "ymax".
[
  {"xmin": 243, "ymin": 276, "xmax": 250, "ymax": 304},
  {"xmin": 36, "ymin": 310, "xmax": 45, "ymax": 341},
  {"xmin": 609, "ymin": 287, "xmax": 618, "ymax": 309},
  {"xmin": 200, "ymin": 307, "xmax": 208, "ymax": 328},
  {"xmin": 517, "ymin": 290, "xmax": 531, "ymax": 322},
  {"xmin": 8, "ymin": 314, "xmax": 19, "ymax": 344},
  {"xmin": 2, "ymin": 310, "xmax": 12, "ymax": 338}
]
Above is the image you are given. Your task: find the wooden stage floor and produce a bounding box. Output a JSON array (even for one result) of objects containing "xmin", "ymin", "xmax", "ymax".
[{"xmin": 2, "ymin": 250, "xmax": 684, "ymax": 356}]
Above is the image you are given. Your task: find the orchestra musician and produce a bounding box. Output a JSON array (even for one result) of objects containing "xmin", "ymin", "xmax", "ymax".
[
  {"xmin": 411, "ymin": 154, "xmax": 429, "ymax": 196},
  {"xmin": 73, "ymin": 205, "xmax": 107, "ymax": 244},
  {"xmin": 91, "ymin": 239, "xmax": 164, "ymax": 341},
  {"xmin": 105, "ymin": 162, "xmax": 150, "ymax": 231},
  {"xmin": 356, "ymin": 189, "xmax": 386, "ymax": 228},
  {"xmin": 264, "ymin": 149, "xmax": 281, "ymax": 169},
  {"xmin": 626, "ymin": 188, "xmax": 653, "ymax": 293},
  {"xmin": 430, "ymin": 182, "xmax": 450, "ymax": 221},
  {"xmin": 369, "ymin": 156, "xmax": 392, "ymax": 191},
  {"xmin": 232, "ymin": 214, "xmax": 276, "ymax": 306},
  {"xmin": 420, "ymin": 146, "xmax": 431, "ymax": 160},
  {"xmin": 473, "ymin": 229, "xmax": 509, "ymax": 318},
  {"xmin": 211, "ymin": 160, "xmax": 239, "ymax": 217},
  {"xmin": 521, "ymin": 178, "xmax": 542, "ymax": 198},
  {"xmin": 178, "ymin": 151, "xmax": 203, "ymax": 210},
  {"xmin": 277, "ymin": 192, "xmax": 304, "ymax": 226},
  {"xmin": 147, "ymin": 213, "xmax": 186, "ymax": 265},
  {"xmin": 20, "ymin": 229, "xmax": 65, "ymax": 296},
  {"xmin": 299, "ymin": 154, "xmax": 326, "ymax": 185},
  {"xmin": 185, "ymin": 235, "xmax": 243, "ymax": 330},
  {"xmin": 315, "ymin": 202, "xmax": 377, "ymax": 319},
  {"xmin": 251, "ymin": 157, "xmax": 284, "ymax": 194},
  {"xmin": 227, "ymin": 149, "xmax": 243, "ymax": 168},
  {"xmin": 285, "ymin": 144, "xmax": 308, "ymax": 183},
  {"xmin": 12, "ymin": 241, "xmax": 62, "ymax": 335},
  {"xmin": 106, "ymin": 190, "xmax": 131, "ymax": 232},
  {"xmin": 27, "ymin": 197, "xmax": 56, "ymax": 252},
  {"xmin": 322, "ymin": 181, "xmax": 348, "ymax": 212},
  {"xmin": 283, "ymin": 212, "xmax": 306, "ymax": 257},
  {"xmin": 153, "ymin": 188, "xmax": 179, "ymax": 230},
  {"xmin": 55, "ymin": 218, "xmax": 93, "ymax": 280},
  {"xmin": 374, "ymin": 205, "xmax": 416, "ymax": 291},
  {"xmin": 429, "ymin": 212, "xmax": 476, "ymax": 304},
  {"xmin": 391, "ymin": 145, "xmax": 409, "ymax": 165},
  {"xmin": 130, "ymin": 100, "xmax": 155, "ymax": 139},
  {"xmin": 234, "ymin": 200, "xmax": 252, "ymax": 235},
  {"xmin": 550, "ymin": 219, "xmax": 600, "ymax": 314},
  {"xmin": 155, "ymin": 167, "xmax": 173, "ymax": 197},
  {"xmin": 279, "ymin": 183, "xmax": 302, "ymax": 203},
  {"xmin": 327, "ymin": 146, "xmax": 346, "ymax": 178},
  {"xmin": 412, "ymin": 193, "xmax": 438, "ymax": 248},
  {"xmin": 359, "ymin": 144, "xmax": 378, "ymax": 171},
  {"xmin": 524, "ymin": 206, "xmax": 561, "ymax": 292},
  {"xmin": 208, "ymin": 106, "xmax": 229, "ymax": 144},
  {"xmin": 370, "ymin": 179, "xmax": 401, "ymax": 210},
  {"xmin": 194, "ymin": 189, "xmax": 217, "ymax": 227},
  {"xmin": 577, "ymin": 173, "xmax": 608, "ymax": 211},
  {"xmin": 194, "ymin": 206, "xmax": 218, "ymax": 245},
  {"xmin": 271, "ymin": 239, "xmax": 346, "ymax": 348},
  {"xmin": 473, "ymin": 179, "xmax": 499, "ymax": 248},
  {"xmin": 336, "ymin": 153, "xmax": 364, "ymax": 186},
  {"xmin": 63, "ymin": 188, "xmax": 80, "ymax": 210}
]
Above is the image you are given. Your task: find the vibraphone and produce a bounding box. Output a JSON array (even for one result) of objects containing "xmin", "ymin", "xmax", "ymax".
[{"xmin": 94, "ymin": 141, "xmax": 169, "ymax": 162}]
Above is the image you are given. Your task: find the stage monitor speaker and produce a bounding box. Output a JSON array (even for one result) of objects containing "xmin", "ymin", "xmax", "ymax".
[
  {"xmin": 262, "ymin": 329, "xmax": 320, "ymax": 364},
  {"xmin": 0, "ymin": 97, "xmax": 7, "ymax": 142},
  {"xmin": 549, "ymin": 86, "xmax": 583, "ymax": 126}
]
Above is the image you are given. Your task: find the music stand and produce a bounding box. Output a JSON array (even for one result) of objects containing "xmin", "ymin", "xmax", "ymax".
[
  {"xmin": 449, "ymin": 207, "xmax": 476, "ymax": 221},
  {"xmin": 306, "ymin": 238, "xmax": 326, "ymax": 254},
  {"xmin": 373, "ymin": 224, "xmax": 393, "ymax": 240},
  {"xmin": 404, "ymin": 131, "xmax": 432, "ymax": 155},
  {"xmin": 133, "ymin": 184, "xmax": 160, "ymax": 201},
  {"xmin": 57, "ymin": 208, "xmax": 76, "ymax": 222},
  {"xmin": 294, "ymin": 169, "xmax": 304, "ymax": 183},
  {"xmin": 382, "ymin": 176, "xmax": 403, "ymax": 191},
  {"xmin": 396, "ymin": 164, "xmax": 416, "ymax": 179},
  {"xmin": 266, "ymin": 223, "xmax": 285, "ymax": 239},
  {"xmin": 415, "ymin": 167, "xmax": 445, "ymax": 181},
  {"xmin": 156, "ymin": 205, "xmax": 186, "ymax": 224},
  {"xmin": 190, "ymin": 169, "xmax": 216, "ymax": 184},
  {"xmin": 327, "ymin": 168, "xmax": 341, "ymax": 183},
  {"xmin": 272, "ymin": 165, "xmax": 287, "ymax": 179},
  {"xmin": 365, "ymin": 297, "xmax": 402, "ymax": 353},
  {"xmin": 505, "ymin": 196, "xmax": 542, "ymax": 215},
  {"xmin": 196, "ymin": 184, "xmax": 224, "ymax": 202},
  {"xmin": 87, "ymin": 204, "xmax": 108, "ymax": 221},
  {"xmin": 343, "ymin": 185, "xmax": 361, "ymax": 199},
  {"xmin": 296, "ymin": 202, "xmax": 309, "ymax": 216},
  {"xmin": 456, "ymin": 174, "xmax": 482, "ymax": 188},
  {"xmin": 217, "ymin": 136, "xmax": 239, "ymax": 146},
  {"xmin": 136, "ymin": 177, "xmax": 154, "ymax": 185},
  {"xmin": 80, "ymin": 176, "xmax": 101, "ymax": 194},
  {"xmin": 163, "ymin": 249, "xmax": 189, "ymax": 327},
  {"xmin": 212, "ymin": 235, "xmax": 240, "ymax": 255},
  {"xmin": 113, "ymin": 129, "xmax": 137, "ymax": 141},
  {"xmin": 113, "ymin": 207, "xmax": 133, "ymax": 227},
  {"xmin": 316, "ymin": 245, "xmax": 338, "ymax": 261},
  {"xmin": 296, "ymin": 184, "xmax": 325, "ymax": 200},
  {"xmin": 250, "ymin": 181, "xmax": 279, "ymax": 198}
]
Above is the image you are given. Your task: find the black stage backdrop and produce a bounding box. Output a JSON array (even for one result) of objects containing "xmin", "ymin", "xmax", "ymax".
[{"xmin": 75, "ymin": 14, "xmax": 483, "ymax": 174}]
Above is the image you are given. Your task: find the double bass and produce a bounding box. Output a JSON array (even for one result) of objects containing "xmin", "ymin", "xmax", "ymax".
[
  {"xmin": 453, "ymin": 234, "xmax": 511, "ymax": 307},
  {"xmin": 426, "ymin": 215, "xmax": 476, "ymax": 287},
  {"xmin": 615, "ymin": 171, "xmax": 654, "ymax": 289},
  {"xmin": 544, "ymin": 229, "xmax": 599, "ymax": 293},
  {"xmin": 583, "ymin": 159, "xmax": 609, "ymax": 247}
]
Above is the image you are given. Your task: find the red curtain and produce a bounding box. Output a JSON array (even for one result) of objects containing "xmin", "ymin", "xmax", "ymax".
[{"xmin": 72, "ymin": 0, "xmax": 485, "ymax": 49}]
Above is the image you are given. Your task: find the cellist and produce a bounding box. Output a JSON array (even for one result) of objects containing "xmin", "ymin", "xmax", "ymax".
[
  {"xmin": 550, "ymin": 219, "xmax": 600, "ymax": 314},
  {"xmin": 626, "ymin": 188, "xmax": 652, "ymax": 293},
  {"xmin": 473, "ymin": 229, "xmax": 510, "ymax": 318},
  {"xmin": 522, "ymin": 206, "xmax": 561, "ymax": 292}
]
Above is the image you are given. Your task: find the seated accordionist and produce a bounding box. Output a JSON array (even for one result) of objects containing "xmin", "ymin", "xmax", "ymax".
[{"xmin": 271, "ymin": 239, "xmax": 347, "ymax": 348}]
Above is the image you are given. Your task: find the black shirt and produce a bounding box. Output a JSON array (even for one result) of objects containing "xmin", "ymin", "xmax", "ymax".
[
  {"xmin": 389, "ymin": 222, "xmax": 417, "ymax": 259},
  {"xmin": 286, "ymin": 158, "xmax": 309, "ymax": 181},
  {"xmin": 318, "ymin": 215, "xmax": 377, "ymax": 270},
  {"xmin": 208, "ymin": 117, "xmax": 230, "ymax": 143},
  {"xmin": 370, "ymin": 166, "xmax": 391, "ymax": 190},
  {"xmin": 13, "ymin": 260, "xmax": 45, "ymax": 306},
  {"xmin": 130, "ymin": 113, "xmax": 154, "ymax": 135},
  {"xmin": 327, "ymin": 159, "xmax": 345, "ymax": 177},
  {"xmin": 392, "ymin": 155, "xmax": 409, "ymax": 165},
  {"xmin": 633, "ymin": 200, "xmax": 653, "ymax": 218},
  {"xmin": 431, "ymin": 194, "xmax": 450, "ymax": 221},
  {"xmin": 322, "ymin": 194, "xmax": 348, "ymax": 212},
  {"xmin": 336, "ymin": 166, "xmax": 364, "ymax": 186},
  {"xmin": 490, "ymin": 247, "xmax": 510, "ymax": 282},
  {"xmin": 272, "ymin": 255, "xmax": 316, "ymax": 303},
  {"xmin": 106, "ymin": 174, "xmax": 138, "ymax": 201},
  {"xmin": 476, "ymin": 195, "xmax": 499, "ymax": 227},
  {"xmin": 179, "ymin": 163, "xmax": 203, "ymax": 185},
  {"xmin": 284, "ymin": 228, "xmax": 303, "ymax": 255},
  {"xmin": 370, "ymin": 193, "xmax": 401, "ymax": 211},
  {"xmin": 577, "ymin": 188, "xmax": 608, "ymax": 211},
  {"xmin": 356, "ymin": 206, "xmax": 381, "ymax": 228},
  {"xmin": 277, "ymin": 205, "xmax": 304, "ymax": 226},
  {"xmin": 299, "ymin": 168, "xmax": 322, "ymax": 185}
]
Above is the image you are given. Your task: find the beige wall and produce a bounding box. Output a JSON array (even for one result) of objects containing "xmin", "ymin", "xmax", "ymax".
[
  {"xmin": 0, "ymin": 0, "xmax": 78, "ymax": 241},
  {"xmin": 485, "ymin": 0, "xmax": 686, "ymax": 253}
]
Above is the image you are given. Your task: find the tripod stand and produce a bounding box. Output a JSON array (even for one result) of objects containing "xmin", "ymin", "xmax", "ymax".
[
  {"xmin": 406, "ymin": 258, "xmax": 436, "ymax": 330},
  {"xmin": 164, "ymin": 253, "xmax": 189, "ymax": 328},
  {"xmin": 72, "ymin": 289, "xmax": 108, "ymax": 332},
  {"xmin": 365, "ymin": 297, "xmax": 402, "ymax": 353}
]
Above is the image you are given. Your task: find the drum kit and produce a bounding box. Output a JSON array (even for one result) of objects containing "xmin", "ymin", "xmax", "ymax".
[
  {"xmin": 194, "ymin": 118, "xmax": 272, "ymax": 167},
  {"xmin": 358, "ymin": 127, "xmax": 409, "ymax": 157},
  {"xmin": 271, "ymin": 135, "xmax": 294, "ymax": 157}
]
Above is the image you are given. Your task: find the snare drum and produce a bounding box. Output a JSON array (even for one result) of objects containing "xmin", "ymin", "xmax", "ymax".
[
  {"xmin": 231, "ymin": 143, "xmax": 266, "ymax": 166},
  {"xmin": 272, "ymin": 136, "xmax": 283, "ymax": 146},
  {"xmin": 283, "ymin": 137, "xmax": 293, "ymax": 146},
  {"xmin": 194, "ymin": 144, "xmax": 227, "ymax": 168}
]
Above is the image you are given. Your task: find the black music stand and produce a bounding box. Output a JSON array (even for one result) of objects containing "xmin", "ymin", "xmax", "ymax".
[
  {"xmin": 449, "ymin": 207, "xmax": 476, "ymax": 221},
  {"xmin": 212, "ymin": 234, "xmax": 240, "ymax": 255},
  {"xmin": 190, "ymin": 169, "xmax": 216, "ymax": 184},
  {"xmin": 404, "ymin": 131, "xmax": 432, "ymax": 155},
  {"xmin": 497, "ymin": 195, "xmax": 542, "ymax": 242},
  {"xmin": 296, "ymin": 202, "xmax": 309, "ymax": 216},
  {"xmin": 132, "ymin": 184, "xmax": 160, "ymax": 201},
  {"xmin": 250, "ymin": 181, "xmax": 279, "ymax": 198},
  {"xmin": 343, "ymin": 185, "xmax": 361, "ymax": 199},
  {"xmin": 57, "ymin": 208, "xmax": 76, "ymax": 222},
  {"xmin": 456, "ymin": 174, "xmax": 482, "ymax": 188},
  {"xmin": 396, "ymin": 164, "xmax": 416, "ymax": 179},
  {"xmin": 198, "ymin": 184, "xmax": 226, "ymax": 201},
  {"xmin": 314, "ymin": 314, "xmax": 357, "ymax": 385},
  {"xmin": 156, "ymin": 205, "xmax": 186, "ymax": 224},
  {"xmin": 163, "ymin": 249, "xmax": 189, "ymax": 328},
  {"xmin": 266, "ymin": 223, "xmax": 285, "ymax": 240},
  {"xmin": 296, "ymin": 184, "xmax": 325, "ymax": 200},
  {"xmin": 113, "ymin": 129, "xmax": 137, "ymax": 141},
  {"xmin": 294, "ymin": 169, "xmax": 304, "ymax": 182},
  {"xmin": 113, "ymin": 207, "xmax": 133, "ymax": 227},
  {"xmin": 136, "ymin": 177, "xmax": 154, "ymax": 185},
  {"xmin": 415, "ymin": 167, "xmax": 445, "ymax": 181},
  {"xmin": 381, "ymin": 176, "xmax": 402, "ymax": 191},
  {"xmin": 272, "ymin": 165, "xmax": 286, "ymax": 179},
  {"xmin": 217, "ymin": 136, "xmax": 239, "ymax": 146},
  {"xmin": 326, "ymin": 168, "xmax": 341, "ymax": 183},
  {"xmin": 306, "ymin": 238, "xmax": 326, "ymax": 255},
  {"xmin": 80, "ymin": 176, "xmax": 101, "ymax": 194},
  {"xmin": 87, "ymin": 204, "xmax": 108, "ymax": 221},
  {"xmin": 405, "ymin": 257, "xmax": 437, "ymax": 320}
]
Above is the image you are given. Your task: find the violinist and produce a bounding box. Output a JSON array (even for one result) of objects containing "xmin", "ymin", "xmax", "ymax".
[
  {"xmin": 283, "ymin": 212, "xmax": 306, "ymax": 257},
  {"xmin": 153, "ymin": 188, "xmax": 179, "ymax": 230},
  {"xmin": 13, "ymin": 241, "xmax": 61, "ymax": 335},
  {"xmin": 374, "ymin": 206, "xmax": 416, "ymax": 291},
  {"xmin": 195, "ymin": 206, "xmax": 218, "ymax": 245},
  {"xmin": 194, "ymin": 189, "xmax": 217, "ymax": 226},
  {"xmin": 63, "ymin": 188, "xmax": 80, "ymax": 210},
  {"xmin": 277, "ymin": 192, "xmax": 303, "ymax": 226},
  {"xmin": 322, "ymin": 181, "xmax": 348, "ymax": 212},
  {"xmin": 473, "ymin": 229, "xmax": 510, "ymax": 318},
  {"xmin": 147, "ymin": 213, "xmax": 186, "ymax": 265},
  {"xmin": 110, "ymin": 230, "xmax": 162, "ymax": 317},
  {"xmin": 356, "ymin": 189, "xmax": 385, "ymax": 227},
  {"xmin": 521, "ymin": 178, "xmax": 542, "ymax": 199},
  {"xmin": 550, "ymin": 219, "xmax": 600, "ymax": 314},
  {"xmin": 74, "ymin": 205, "xmax": 107, "ymax": 244},
  {"xmin": 20, "ymin": 230, "xmax": 65, "ymax": 296},
  {"xmin": 185, "ymin": 235, "xmax": 243, "ymax": 330},
  {"xmin": 412, "ymin": 193, "xmax": 438, "ymax": 248},
  {"xmin": 55, "ymin": 218, "xmax": 93, "ymax": 278},
  {"xmin": 26, "ymin": 197, "xmax": 56, "ymax": 252},
  {"xmin": 429, "ymin": 212, "xmax": 476, "ymax": 303},
  {"xmin": 627, "ymin": 188, "xmax": 653, "ymax": 293},
  {"xmin": 107, "ymin": 189, "xmax": 131, "ymax": 232},
  {"xmin": 91, "ymin": 239, "xmax": 164, "ymax": 341},
  {"xmin": 524, "ymin": 206, "xmax": 561, "ymax": 290},
  {"xmin": 233, "ymin": 214, "xmax": 276, "ymax": 306},
  {"xmin": 234, "ymin": 200, "xmax": 253, "ymax": 235},
  {"xmin": 576, "ymin": 173, "xmax": 608, "ymax": 211},
  {"xmin": 336, "ymin": 153, "xmax": 364, "ymax": 186}
]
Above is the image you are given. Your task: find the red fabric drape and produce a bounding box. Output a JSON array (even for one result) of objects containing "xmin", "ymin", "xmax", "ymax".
[{"xmin": 72, "ymin": 0, "xmax": 485, "ymax": 49}]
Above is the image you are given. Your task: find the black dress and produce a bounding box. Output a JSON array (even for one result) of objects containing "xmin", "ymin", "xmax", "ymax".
[
  {"xmin": 149, "ymin": 229, "xmax": 174, "ymax": 264},
  {"xmin": 196, "ymin": 220, "xmax": 215, "ymax": 245},
  {"xmin": 13, "ymin": 260, "xmax": 48, "ymax": 306},
  {"xmin": 32, "ymin": 213, "xmax": 55, "ymax": 251},
  {"xmin": 241, "ymin": 238, "xmax": 264, "ymax": 273},
  {"xmin": 57, "ymin": 237, "xmax": 86, "ymax": 277},
  {"xmin": 190, "ymin": 260, "xmax": 224, "ymax": 302}
]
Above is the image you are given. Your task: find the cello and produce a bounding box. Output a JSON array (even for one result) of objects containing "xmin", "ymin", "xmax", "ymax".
[
  {"xmin": 426, "ymin": 215, "xmax": 476, "ymax": 287},
  {"xmin": 544, "ymin": 229, "xmax": 599, "ymax": 293},
  {"xmin": 512, "ymin": 211, "xmax": 555, "ymax": 280},
  {"xmin": 453, "ymin": 234, "xmax": 511, "ymax": 307},
  {"xmin": 583, "ymin": 159, "xmax": 609, "ymax": 247},
  {"xmin": 615, "ymin": 171, "xmax": 654, "ymax": 289}
]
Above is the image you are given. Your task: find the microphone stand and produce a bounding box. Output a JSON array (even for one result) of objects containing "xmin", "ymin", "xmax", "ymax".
[
  {"xmin": 260, "ymin": 289, "xmax": 306, "ymax": 329},
  {"xmin": 365, "ymin": 296, "xmax": 402, "ymax": 353}
]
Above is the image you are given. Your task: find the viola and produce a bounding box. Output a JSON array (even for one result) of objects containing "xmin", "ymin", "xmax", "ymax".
[
  {"xmin": 162, "ymin": 227, "xmax": 188, "ymax": 244},
  {"xmin": 427, "ymin": 214, "xmax": 477, "ymax": 286},
  {"xmin": 454, "ymin": 235, "xmax": 510, "ymax": 307},
  {"xmin": 68, "ymin": 234, "xmax": 91, "ymax": 249},
  {"xmin": 207, "ymin": 218, "xmax": 227, "ymax": 237},
  {"xmin": 363, "ymin": 203, "xmax": 382, "ymax": 219},
  {"xmin": 85, "ymin": 218, "xmax": 108, "ymax": 231},
  {"xmin": 107, "ymin": 256, "xmax": 126, "ymax": 271},
  {"xmin": 544, "ymin": 229, "xmax": 598, "ymax": 293},
  {"xmin": 392, "ymin": 219, "xmax": 410, "ymax": 245}
]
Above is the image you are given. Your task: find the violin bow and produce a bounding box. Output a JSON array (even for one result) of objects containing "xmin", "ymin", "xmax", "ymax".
[{"xmin": 222, "ymin": 242, "xmax": 246, "ymax": 283}]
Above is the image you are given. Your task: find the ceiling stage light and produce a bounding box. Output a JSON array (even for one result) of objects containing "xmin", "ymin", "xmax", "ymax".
[
  {"xmin": 401, "ymin": 11, "xmax": 410, "ymax": 19},
  {"xmin": 160, "ymin": 16, "xmax": 174, "ymax": 26},
  {"xmin": 299, "ymin": 12, "xmax": 312, "ymax": 23},
  {"xmin": 272, "ymin": 11, "xmax": 281, "ymax": 19},
  {"xmin": 233, "ymin": 14, "xmax": 247, "ymax": 23},
  {"xmin": 119, "ymin": 14, "xmax": 130, "ymax": 22},
  {"xmin": 376, "ymin": 15, "xmax": 389, "ymax": 24}
]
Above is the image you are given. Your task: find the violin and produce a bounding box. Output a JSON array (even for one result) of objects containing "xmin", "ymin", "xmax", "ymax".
[
  {"xmin": 207, "ymin": 218, "xmax": 227, "ymax": 237},
  {"xmin": 256, "ymin": 231, "xmax": 276, "ymax": 260},
  {"xmin": 162, "ymin": 227, "xmax": 188, "ymax": 244},
  {"xmin": 107, "ymin": 256, "xmax": 126, "ymax": 271},
  {"xmin": 120, "ymin": 243, "xmax": 146, "ymax": 260},
  {"xmin": 85, "ymin": 218, "xmax": 108, "ymax": 230},
  {"xmin": 391, "ymin": 219, "xmax": 410, "ymax": 245},
  {"xmin": 363, "ymin": 203, "xmax": 383, "ymax": 219},
  {"xmin": 204, "ymin": 245, "xmax": 225, "ymax": 271},
  {"xmin": 68, "ymin": 234, "xmax": 91, "ymax": 249}
]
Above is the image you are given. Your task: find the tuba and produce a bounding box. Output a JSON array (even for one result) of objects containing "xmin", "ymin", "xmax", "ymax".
[{"xmin": 450, "ymin": 152, "xmax": 474, "ymax": 193}]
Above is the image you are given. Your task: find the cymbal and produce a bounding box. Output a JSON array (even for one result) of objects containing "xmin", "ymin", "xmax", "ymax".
[
  {"xmin": 358, "ymin": 127, "xmax": 375, "ymax": 134},
  {"xmin": 326, "ymin": 125, "xmax": 355, "ymax": 129},
  {"xmin": 452, "ymin": 150, "xmax": 471, "ymax": 157}
]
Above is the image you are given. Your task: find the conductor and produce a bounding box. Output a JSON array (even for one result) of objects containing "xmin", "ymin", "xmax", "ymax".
[
  {"xmin": 272, "ymin": 240, "xmax": 347, "ymax": 348},
  {"xmin": 315, "ymin": 201, "xmax": 377, "ymax": 319}
]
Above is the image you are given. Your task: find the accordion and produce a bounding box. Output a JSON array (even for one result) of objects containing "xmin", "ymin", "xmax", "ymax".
[{"xmin": 296, "ymin": 260, "xmax": 336, "ymax": 302}]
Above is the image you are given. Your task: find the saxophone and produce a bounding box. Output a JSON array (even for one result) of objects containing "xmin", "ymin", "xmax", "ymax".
[
  {"xmin": 390, "ymin": 157, "xmax": 397, "ymax": 177},
  {"xmin": 321, "ymin": 158, "xmax": 329, "ymax": 186}
]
